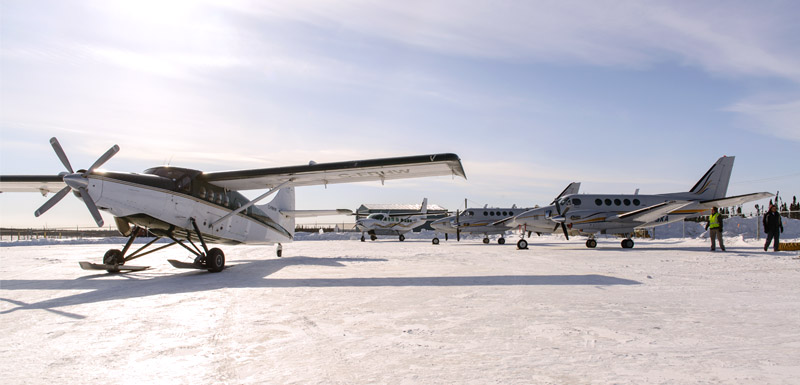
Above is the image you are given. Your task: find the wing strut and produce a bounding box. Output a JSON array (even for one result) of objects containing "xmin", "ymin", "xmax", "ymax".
[{"xmin": 210, "ymin": 179, "xmax": 294, "ymax": 228}]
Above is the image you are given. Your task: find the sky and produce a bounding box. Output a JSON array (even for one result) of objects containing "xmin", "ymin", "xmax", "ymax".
[{"xmin": 1, "ymin": 0, "xmax": 799, "ymax": 229}]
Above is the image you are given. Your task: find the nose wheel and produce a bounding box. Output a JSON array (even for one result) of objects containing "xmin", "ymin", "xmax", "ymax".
[{"xmin": 586, "ymin": 239, "xmax": 597, "ymax": 248}]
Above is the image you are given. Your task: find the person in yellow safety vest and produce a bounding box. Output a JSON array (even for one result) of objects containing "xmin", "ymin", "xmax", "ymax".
[{"xmin": 705, "ymin": 206, "xmax": 725, "ymax": 251}]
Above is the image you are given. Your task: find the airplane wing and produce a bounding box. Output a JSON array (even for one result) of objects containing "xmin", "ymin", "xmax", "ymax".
[
  {"xmin": 700, "ymin": 192, "xmax": 774, "ymax": 208},
  {"xmin": 281, "ymin": 209, "xmax": 353, "ymax": 217},
  {"xmin": 202, "ymin": 153, "xmax": 466, "ymax": 190},
  {"xmin": 616, "ymin": 200, "xmax": 693, "ymax": 223},
  {"xmin": 0, "ymin": 175, "xmax": 66, "ymax": 194}
]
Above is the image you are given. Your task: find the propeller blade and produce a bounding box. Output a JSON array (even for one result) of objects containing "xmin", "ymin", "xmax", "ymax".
[
  {"xmin": 560, "ymin": 223, "xmax": 570, "ymax": 240},
  {"xmin": 553, "ymin": 223, "xmax": 560, "ymax": 232},
  {"xmin": 78, "ymin": 187, "xmax": 104, "ymax": 227},
  {"xmin": 457, "ymin": 228, "xmax": 461, "ymax": 242},
  {"xmin": 86, "ymin": 144, "xmax": 120, "ymax": 174},
  {"xmin": 34, "ymin": 186, "xmax": 72, "ymax": 217},
  {"xmin": 49, "ymin": 137, "xmax": 74, "ymax": 173}
]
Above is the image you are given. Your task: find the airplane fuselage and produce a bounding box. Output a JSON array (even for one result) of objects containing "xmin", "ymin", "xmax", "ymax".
[
  {"xmin": 431, "ymin": 207, "xmax": 531, "ymax": 235},
  {"xmin": 551, "ymin": 193, "xmax": 708, "ymax": 235},
  {"xmin": 87, "ymin": 167, "xmax": 292, "ymax": 244}
]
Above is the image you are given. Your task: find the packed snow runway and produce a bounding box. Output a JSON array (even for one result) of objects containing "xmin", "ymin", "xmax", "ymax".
[{"xmin": 2, "ymin": 236, "xmax": 800, "ymax": 384}]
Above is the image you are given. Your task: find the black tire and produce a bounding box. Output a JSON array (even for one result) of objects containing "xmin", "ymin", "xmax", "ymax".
[
  {"xmin": 361, "ymin": 236, "xmax": 365, "ymax": 242},
  {"xmin": 432, "ymin": 238, "xmax": 440, "ymax": 245},
  {"xmin": 399, "ymin": 234, "xmax": 405, "ymax": 242},
  {"xmin": 517, "ymin": 239, "xmax": 528, "ymax": 249},
  {"xmin": 103, "ymin": 249, "xmax": 124, "ymax": 273},
  {"xmin": 206, "ymin": 248, "xmax": 225, "ymax": 273},
  {"xmin": 370, "ymin": 234, "xmax": 377, "ymax": 241},
  {"xmin": 498, "ymin": 237, "xmax": 505, "ymax": 245},
  {"xmin": 482, "ymin": 238, "xmax": 490, "ymax": 244},
  {"xmin": 622, "ymin": 239, "xmax": 634, "ymax": 249},
  {"xmin": 586, "ymin": 239, "xmax": 597, "ymax": 248}
]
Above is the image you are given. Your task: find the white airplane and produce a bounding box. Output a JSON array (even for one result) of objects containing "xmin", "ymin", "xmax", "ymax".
[
  {"xmin": 511, "ymin": 156, "xmax": 772, "ymax": 249},
  {"xmin": 0, "ymin": 137, "xmax": 466, "ymax": 273},
  {"xmin": 355, "ymin": 198, "xmax": 431, "ymax": 242},
  {"xmin": 430, "ymin": 205, "xmax": 531, "ymax": 245},
  {"xmin": 431, "ymin": 183, "xmax": 580, "ymax": 246}
]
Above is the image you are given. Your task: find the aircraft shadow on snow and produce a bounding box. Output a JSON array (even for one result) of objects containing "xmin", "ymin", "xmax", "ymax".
[{"xmin": 0, "ymin": 255, "xmax": 640, "ymax": 319}]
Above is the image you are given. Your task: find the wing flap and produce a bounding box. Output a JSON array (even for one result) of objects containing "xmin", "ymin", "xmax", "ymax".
[
  {"xmin": 0, "ymin": 175, "xmax": 66, "ymax": 194},
  {"xmin": 202, "ymin": 153, "xmax": 465, "ymax": 190}
]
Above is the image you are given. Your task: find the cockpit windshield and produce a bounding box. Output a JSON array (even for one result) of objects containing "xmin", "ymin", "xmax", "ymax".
[{"xmin": 368, "ymin": 213, "xmax": 386, "ymax": 220}]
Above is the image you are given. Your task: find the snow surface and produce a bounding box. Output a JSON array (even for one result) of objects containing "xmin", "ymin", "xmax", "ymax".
[{"xmin": 2, "ymin": 227, "xmax": 800, "ymax": 384}]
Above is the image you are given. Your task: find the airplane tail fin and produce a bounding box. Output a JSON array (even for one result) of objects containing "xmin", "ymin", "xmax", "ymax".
[
  {"xmin": 420, "ymin": 198, "xmax": 428, "ymax": 214},
  {"xmin": 258, "ymin": 187, "xmax": 296, "ymax": 238},
  {"xmin": 687, "ymin": 156, "xmax": 735, "ymax": 200}
]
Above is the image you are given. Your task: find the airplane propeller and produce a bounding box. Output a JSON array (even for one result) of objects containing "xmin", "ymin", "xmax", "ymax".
[
  {"xmin": 34, "ymin": 137, "xmax": 119, "ymax": 227},
  {"xmin": 551, "ymin": 200, "xmax": 570, "ymax": 240},
  {"xmin": 455, "ymin": 209, "xmax": 461, "ymax": 242}
]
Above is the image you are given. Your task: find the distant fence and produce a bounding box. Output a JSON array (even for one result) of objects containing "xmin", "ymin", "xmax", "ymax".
[{"xmin": 1, "ymin": 222, "xmax": 361, "ymax": 241}]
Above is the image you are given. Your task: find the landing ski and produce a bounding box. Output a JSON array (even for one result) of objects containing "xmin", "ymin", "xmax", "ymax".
[
  {"xmin": 79, "ymin": 261, "xmax": 149, "ymax": 271},
  {"xmin": 167, "ymin": 259, "xmax": 206, "ymax": 270}
]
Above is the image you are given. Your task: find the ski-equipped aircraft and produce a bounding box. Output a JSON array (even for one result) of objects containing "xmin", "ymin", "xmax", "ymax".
[
  {"xmin": 355, "ymin": 198, "xmax": 432, "ymax": 241},
  {"xmin": 432, "ymin": 182, "xmax": 581, "ymax": 246},
  {"xmin": 511, "ymin": 156, "xmax": 771, "ymax": 249},
  {"xmin": 0, "ymin": 137, "xmax": 466, "ymax": 273}
]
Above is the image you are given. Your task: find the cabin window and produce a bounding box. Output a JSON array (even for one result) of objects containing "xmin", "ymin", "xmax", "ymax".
[
  {"xmin": 595, "ymin": 199, "xmax": 602, "ymax": 206},
  {"xmin": 572, "ymin": 199, "xmax": 582, "ymax": 206},
  {"xmin": 633, "ymin": 199, "xmax": 641, "ymax": 206},
  {"xmin": 489, "ymin": 212, "xmax": 495, "ymax": 216},
  {"xmin": 199, "ymin": 187, "xmax": 206, "ymax": 199},
  {"xmin": 483, "ymin": 211, "xmax": 488, "ymax": 216},
  {"xmin": 468, "ymin": 211, "xmax": 474, "ymax": 216},
  {"xmin": 624, "ymin": 199, "xmax": 631, "ymax": 206},
  {"xmin": 604, "ymin": 199, "xmax": 612, "ymax": 206},
  {"xmin": 223, "ymin": 194, "xmax": 229, "ymax": 206},
  {"xmin": 614, "ymin": 199, "xmax": 621, "ymax": 206}
]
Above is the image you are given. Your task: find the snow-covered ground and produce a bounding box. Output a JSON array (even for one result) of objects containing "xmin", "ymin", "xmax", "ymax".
[{"xmin": 2, "ymin": 231, "xmax": 800, "ymax": 384}]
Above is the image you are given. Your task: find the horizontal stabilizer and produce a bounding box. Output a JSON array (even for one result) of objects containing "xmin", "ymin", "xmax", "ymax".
[
  {"xmin": 281, "ymin": 209, "xmax": 353, "ymax": 217},
  {"xmin": 700, "ymin": 192, "xmax": 774, "ymax": 208}
]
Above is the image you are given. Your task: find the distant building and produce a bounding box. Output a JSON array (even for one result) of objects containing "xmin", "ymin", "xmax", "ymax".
[{"xmin": 356, "ymin": 203, "xmax": 449, "ymax": 231}]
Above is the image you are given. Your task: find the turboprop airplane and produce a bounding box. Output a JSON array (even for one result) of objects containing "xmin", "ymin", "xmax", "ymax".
[
  {"xmin": 429, "ymin": 205, "xmax": 531, "ymax": 245},
  {"xmin": 355, "ymin": 198, "xmax": 431, "ymax": 241},
  {"xmin": 0, "ymin": 137, "xmax": 466, "ymax": 273},
  {"xmin": 432, "ymin": 182, "xmax": 581, "ymax": 246},
  {"xmin": 512, "ymin": 156, "xmax": 771, "ymax": 249}
]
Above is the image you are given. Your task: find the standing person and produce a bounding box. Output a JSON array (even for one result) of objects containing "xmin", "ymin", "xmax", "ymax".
[
  {"xmin": 763, "ymin": 204, "xmax": 784, "ymax": 251},
  {"xmin": 705, "ymin": 206, "xmax": 725, "ymax": 251}
]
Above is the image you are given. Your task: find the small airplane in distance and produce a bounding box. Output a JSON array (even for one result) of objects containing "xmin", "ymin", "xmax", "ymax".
[
  {"xmin": 511, "ymin": 156, "xmax": 772, "ymax": 249},
  {"xmin": 431, "ymin": 183, "xmax": 580, "ymax": 245},
  {"xmin": 355, "ymin": 198, "xmax": 432, "ymax": 242},
  {"xmin": 430, "ymin": 204, "xmax": 532, "ymax": 245},
  {"xmin": 0, "ymin": 137, "xmax": 466, "ymax": 273}
]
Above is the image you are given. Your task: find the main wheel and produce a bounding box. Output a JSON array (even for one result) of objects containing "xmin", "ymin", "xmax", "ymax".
[
  {"xmin": 103, "ymin": 249, "xmax": 124, "ymax": 273},
  {"xmin": 498, "ymin": 237, "xmax": 505, "ymax": 245},
  {"xmin": 432, "ymin": 238, "xmax": 440, "ymax": 245},
  {"xmin": 517, "ymin": 239, "xmax": 528, "ymax": 249},
  {"xmin": 586, "ymin": 239, "xmax": 597, "ymax": 248},
  {"xmin": 399, "ymin": 234, "xmax": 405, "ymax": 241},
  {"xmin": 621, "ymin": 239, "xmax": 634, "ymax": 249},
  {"xmin": 482, "ymin": 238, "xmax": 490, "ymax": 244},
  {"xmin": 370, "ymin": 234, "xmax": 377, "ymax": 241},
  {"xmin": 206, "ymin": 248, "xmax": 225, "ymax": 272}
]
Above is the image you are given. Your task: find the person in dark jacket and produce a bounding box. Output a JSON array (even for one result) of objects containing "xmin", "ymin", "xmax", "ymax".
[
  {"xmin": 705, "ymin": 206, "xmax": 725, "ymax": 251},
  {"xmin": 763, "ymin": 204, "xmax": 784, "ymax": 251}
]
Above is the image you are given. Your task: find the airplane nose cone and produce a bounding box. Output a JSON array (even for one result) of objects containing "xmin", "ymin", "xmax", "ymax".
[{"xmin": 63, "ymin": 173, "xmax": 89, "ymax": 190}]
